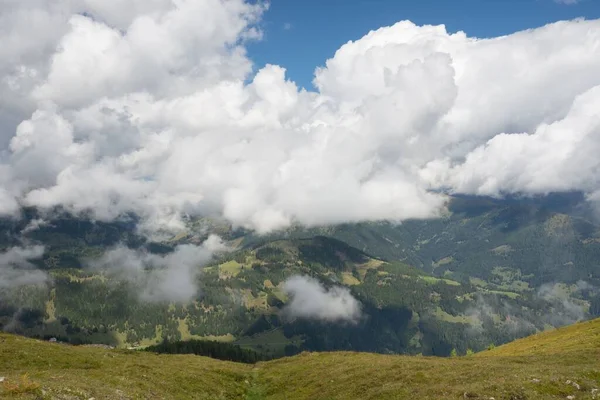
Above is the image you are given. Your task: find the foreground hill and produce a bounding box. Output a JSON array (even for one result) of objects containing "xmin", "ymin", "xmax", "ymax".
[{"xmin": 1, "ymin": 318, "xmax": 599, "ymax": 399}]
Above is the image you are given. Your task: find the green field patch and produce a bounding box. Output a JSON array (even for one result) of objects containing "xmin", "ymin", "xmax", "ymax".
[
  {"xmin": 433, "ymin": 307, "xmax": 475, "ymax": 324},
  {"xmin": 420, "ymin": 276, "xmax": 461, "ymax": 286},
  {"xmin": 169, "ymin": 231, "xmax": 189, "ymax": 242},
  {"xmin": 218, "ymin": 260, "xmax": 244, "ymax": 279},
  {"xmin": 341, "ymin": 272, "xmax": 361, "ymax": 286},
  {"xmin": 241, "ymin": 289, "xmax": 269, "ymax": 309},
  {"xmin": 136, "ymin": 325, "xmax": 164, "ymax": 348},
  {"xmin": 177, "ymin": 318, "xmax": 236, "ymax": 343},
  {"xmin": 381, "ymin": 261, "xmax": 423, "ymax": 277},
  {"xmin": 490, "ymin": 244, "xmax": 513, "ymax": 255},
  {"xmin": 44, "ymin": 289, "xmax": 57, "ymax": 323},
  {"xmin": 432, "ymin": 256, "xmax": 454, "ymax": 268},
  {"xmin": 270, "ymin": 286, "xmax": 288, "ymax": 302},
  {"xmin": 50, "ymin": 269, "xmax": 108, "ymax": 284},
  {"xmin": 469, "ymin": 277, "xmax": 488, "ymax": 287},
  {"xmin": 497, "ymin": 280, "xmax": 530, "ymax": 292},
  {"xmin": 264, "ymin": 279, "xmax": 275, "ymax": 289},
  {"xmin": 485, "ymin": 289, "xmax": 520, "ymax": 299},
  {"xmin": 355, "ymin": 259, "xmax": 384, "ymax": 279},
  {"xmin": 178, "ymin": 318, "xmax": 203, "ymax": 341},
  {"xmin": 543, "ymin": 213, "xmax": 572, "ymax": 236}
]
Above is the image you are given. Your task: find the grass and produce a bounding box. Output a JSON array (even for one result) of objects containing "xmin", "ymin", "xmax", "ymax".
[
  {"xmin": 420, "ymin": 276, "xmax": 461, "ymax": 286},
  {"xmin": 470, "ymin": 277, "xmax": 489, "ymax": 287},
  {"xmin": 219, "ymin": 260, "xmax": 244, "ymax": 279},
  {"xmin": 432, "ymin": 256, "xmax": 454, "ymax": 268},
  {"xmin": 1, "ymin": 319, "xmax": 599, "ymax": 399},
  {"xmin": 241, "ymin": 289, "xmax": 269, "ymax": 310},
  {"xmin": 355, "ymin": 259, "xmax": 384, "ymax": 279},
  {"xmin": 486, "ymin": 289, "xmax": 521, "ymax": 299},
  {"xmin": 482, "ymin": 318, "xmax": 600, "ymax": 356},
  {"xmin": 2, "ymin": 374, "xmax": 41, "ymax": 396},
  {"xmin": 44, "ymin": 289, "xmax": 57, "ymax": 323},
  {"xmin": 490, "ymin": 245, "xmax": 513, "ymax": 255},
  {"xmin": 0, "ymin": 333, "xmax": 250, "ymax": 399},
  {"xmin": 433, "ymin": 306, "xmax": 476, "ymax": 324},
  {"xmin": 341, "ymin": 272, "xmax": 361, "ymax": 285}
]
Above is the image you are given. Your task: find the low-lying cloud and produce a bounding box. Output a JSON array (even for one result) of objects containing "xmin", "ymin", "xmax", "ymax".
[
  {"xmin": 466, "ymin": 281, "xmax": 593, "ymax": 339},
  {"xmin": 90, "ymin": 234, "xmax": 225, "ymax": 302},
  {"xmin": 0, "ymin": 245, "xmax": 47, "ymax": 289},
  {"xmin": 282, "ymin": 275, "xmax": 362, "ymax": 323},
  {"xmin": 0, "ymin": 2, "xmax": 599, "ymax": 234},
  {"xmin": 538, "ymin": 281, "xmax": 589, "ymax": 325}
]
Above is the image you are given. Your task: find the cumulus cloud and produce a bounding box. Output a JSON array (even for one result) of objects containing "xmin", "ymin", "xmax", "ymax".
[
  {"xmin": 90, "ymin": 234, "xmax": 225, "ymax": 302},
  {"xmin": 422, "ymin": 85, "xmax": 600, "ymax": 197},
  {"xmin": 282, "ymin": 275, "xmax": 362, "ymax": 323},
  {"xmin": 0, "ymin": 245, "xmax": 48, "ymax": 289},
  {"xmin": 0, "ymin": 1, "xmax": 600, "ymax": 234}
]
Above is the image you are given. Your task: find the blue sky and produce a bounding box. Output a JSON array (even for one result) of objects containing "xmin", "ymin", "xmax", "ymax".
[{"xmin": 248, "ymin": 0, "xmax": 600, "ymax": 90}]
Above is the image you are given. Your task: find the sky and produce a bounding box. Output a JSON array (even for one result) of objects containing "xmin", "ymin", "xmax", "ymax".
[
  {"xmin": 249, "ymin": 0, "xmax": 600, "ymax": 89},
  {"xmin": 1, "ymin": 0, "xmax": 600, "ymax": 238}
]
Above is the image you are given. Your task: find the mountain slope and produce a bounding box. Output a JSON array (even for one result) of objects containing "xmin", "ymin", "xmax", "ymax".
[
  {"xmin": 1, "ymin": 318, "xmax": 599, "ymax": 399},
  {"xmin": 271, "ymin": 194, "xmax": 600, "ymax": 288},
  {"xmin": 482, "ymin": 316, "xmax": 600, "ymax": 356},
  {"xmin": 2, "ymin": 233, "xmax": 594, "ymax": 358},
  {"xmin": 2, "ymin": 195, "xmax": 599, "ymax": 358}
]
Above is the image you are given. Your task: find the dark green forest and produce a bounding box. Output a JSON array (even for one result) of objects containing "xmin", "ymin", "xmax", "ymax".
[{"xmin": 145, "ymin": 339, "xmax": 265, "ymax": 363}]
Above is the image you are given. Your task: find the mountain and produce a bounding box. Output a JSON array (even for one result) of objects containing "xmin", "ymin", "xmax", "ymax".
[
  {"xmin": 1, "ymin": 318, "xmax": 599, "ymax": 399},
  {"xmin": 1, "ymin": 233, "xmax": 590, "ymax": 358},
  {"xmin": 1, "ymin": 195, "xmax": 599, "ymax": 357},
  {"xmin": 274, "ymin": 193, "xmax": 600, "ymax": 287}
]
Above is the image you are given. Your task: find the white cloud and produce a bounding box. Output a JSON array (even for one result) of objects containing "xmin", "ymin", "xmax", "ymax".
[
  {"xmin": 0, "ymin": 246, "xmax": 48, "ymax": 289},
  {"xmin": 422, "ymin": 85, "xmax": 600, "ymax": 196},
  {"xmin": 282, "ymin": 275, "xmax": 362, "ymax": 323},
  {"xmin": 538, "ymin": 282, "xmax": 588, "ymax": 325},
  {"xmin": 555, "ymin": 0, "xmax": 579, "ymax": 5},
  {"xmin": 89, "ymin": 234, "xmax": 225, "ymax": 302},
  {"xmin": 0, "ymin": 1, "xmax": 599, "ymax": 234},
  {"xmin": 20, "ymin": 218, "xmax": 49, "ymax": 234}
]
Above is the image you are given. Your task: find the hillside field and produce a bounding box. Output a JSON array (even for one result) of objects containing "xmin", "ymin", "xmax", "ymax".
[{"xmin": 1, "ymin": 318, "xmax": 599, "ymax": 399}]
